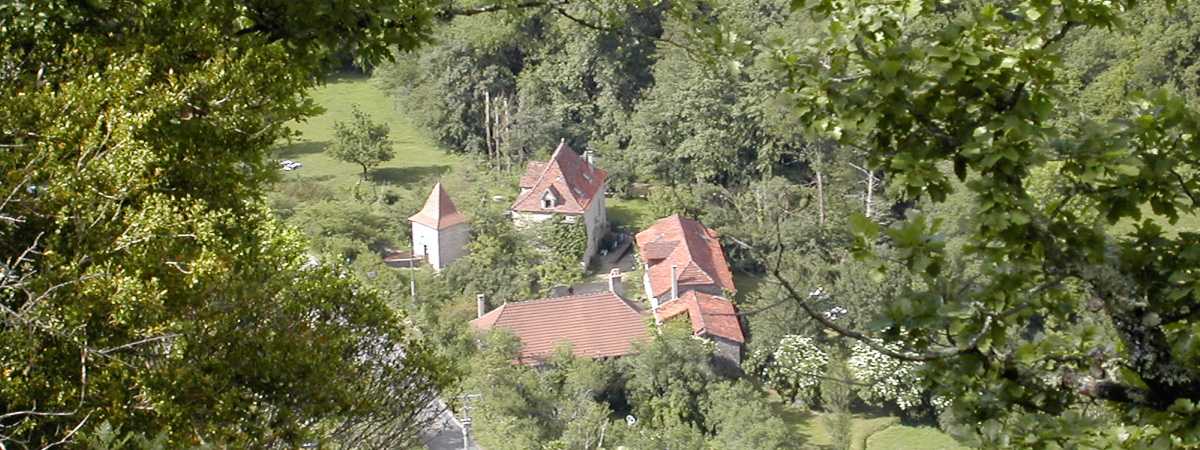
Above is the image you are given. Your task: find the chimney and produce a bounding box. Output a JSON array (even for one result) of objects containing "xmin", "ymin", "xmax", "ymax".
[
  {"xmin": 670, "ymin": 264, "xmax": 678, "ymax": 300},
  {"xmin": 584, "ymin": 150, "xmax": 595, "ymax": 167},
  {"xmin": 608, "ymin": 268, "xmax": 624, "ymax": 297},
  {"xmin": 476, "ymin": 294, "xmax": 487, "ymax": 318}
]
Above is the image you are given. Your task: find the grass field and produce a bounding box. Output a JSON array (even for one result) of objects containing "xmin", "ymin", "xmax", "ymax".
[
  {"xmin": 607, "ymin": 197, "xmax": 657, "ymax": 231},
  {"xmin": 770, "ymin": 394, "xmax": 968, "ymax": 450},
  {"xmin": 275, "ymin": 74, "xmax": 465, "ymax": 193}
]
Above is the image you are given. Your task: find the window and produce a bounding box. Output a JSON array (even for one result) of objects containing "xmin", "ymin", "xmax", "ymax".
[{"xmin": 541, "ymin": 190, "xmax": 556, "ymax": 209}]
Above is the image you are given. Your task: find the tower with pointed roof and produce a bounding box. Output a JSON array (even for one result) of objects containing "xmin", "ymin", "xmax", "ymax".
[
  {"xmin": 511, "ymin": 139, "xmax": 609, "ymax": 265},
  {"xmin": 409, "ymin": 182, "xmax": 469, "ymax": 271}
]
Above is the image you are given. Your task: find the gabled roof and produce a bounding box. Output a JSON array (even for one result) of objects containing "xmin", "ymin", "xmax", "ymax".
[
  {"xmin": 469, "ymin": 291, "xmax": 649, "ymax": 364},
  {"xmin": 409, "ymin": 182, "xmax": 467, "ymax": 229},
  {"xmin": 655, "ymin": 291, "xmax": 745, "ymax": 343},
  {"xmin": 635, "ymin": 215, "xmax": 736, "ymax": 298},
  {"xmin": 511, "ymin": 140, "xmax": 607, "ymax": 215}
]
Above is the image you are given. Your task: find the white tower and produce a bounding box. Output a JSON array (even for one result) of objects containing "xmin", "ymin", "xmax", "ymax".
[{"xmin": 408, "ymin": 182, "xmax": 470, "ymax": 271}]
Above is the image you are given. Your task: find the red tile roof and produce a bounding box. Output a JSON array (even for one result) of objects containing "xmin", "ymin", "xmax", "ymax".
[
  {"xmin": 511, "ymin": 140, "xmax": 607, "ymax": 215},
  {"xmin": 470, "ymin": 291, "xmax": 650, "ymax": 363},
  {"xmin": 655, "ymin": 291, "xmax": 745, "ymax": 343},
  {"xmin": 519, "ymin": 161, "xmax": 547, "ymax": 189},
  {"xmin": 635, "ymin": 215, "xmax": 736, "ymax": 298},
  {"xmin": 409, "ymin": 182, "xmax": 467, "ymax": 229}
]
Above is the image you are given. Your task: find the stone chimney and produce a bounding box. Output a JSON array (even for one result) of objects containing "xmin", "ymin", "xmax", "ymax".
[
  {"xmin": 670, "ymin": 264, "xmax": 678, "ymax": 300},
  {"xmin": 476, "ymin": 294, "xmax": 487, "ymax": 318},
  {"xmin": 584, "ymin": 150, "xmax": 596, "ymax": 167},
  {"xmin": 608, "ymin": 268, "xmax": 624, "ymax": 297}
]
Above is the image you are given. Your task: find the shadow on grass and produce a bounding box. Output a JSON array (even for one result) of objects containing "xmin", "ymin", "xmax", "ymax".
[
  {"xmin": 370, "ymin": 165, "xmax": 452, "ymax": 187},
  {"xmin": 769, "ymin": 400, "xmax": 819, "ymax": 449},
  {"xmin": 276, "ymin": 141, "xmax": 330, "ymax": 159}
]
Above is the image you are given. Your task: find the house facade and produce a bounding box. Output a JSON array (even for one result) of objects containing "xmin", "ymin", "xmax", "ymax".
[
  {"xmin": 409, "ymin": 182, "xmax": 469, "ymax": 271},
  {"xmin": 511, "ymin": 140, "xmax": 608, "ymax": 265}
]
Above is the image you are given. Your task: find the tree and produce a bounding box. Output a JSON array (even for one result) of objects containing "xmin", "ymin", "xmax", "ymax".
[
  {"xmin": 743, "ymin": 0, "xmax": 1200, "ymax": 446},
  {"xmin": 704, "ymin": 381, "xmax": 803, "ymax": 450},
  {"xmin": 331, "ymin": 105, "xmax": 394, "ymax": 181},
  {"xmin": 0, "ymin": 1, "xmax": 455, "ymax": 447},
  {"xmin": 464, "ymin": 335, "xmax": 621, "ymax": 450},
  {"xmin": 623, "ymin": 321, "xmax": 722, "ymax": 429},
  {"xmin": 821, "ymin": 352, "xmax": 855, "ymax": 450}
]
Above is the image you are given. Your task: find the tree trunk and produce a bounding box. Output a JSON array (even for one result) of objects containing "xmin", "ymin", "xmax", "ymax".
[
  {"xmin": 502, "ymin": 95, "xmax": 510, "ymax": 171},
  {"xmin": 493, "ymin": 94, "xmax": 502, "ymax": 166},
  {"xmin": 865, "ymin": 162, "xmax": 875, "ymax": 218},
  {"xmin": 815, "ymin": 155, "xmax": 826, "ymax": 227},
  {"xmin": 484, "ymin": 90, "xmax": 493, "ymax": 164}
]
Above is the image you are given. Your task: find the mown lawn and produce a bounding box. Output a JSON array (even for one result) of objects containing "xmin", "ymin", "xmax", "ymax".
[
  {"xmin": 607, "ymin": 197, "xmax": 658, "ymax": 232},
  {"xmin": 770, "ymin": 394, "xmax": 969, "ymax": 450},
  {"xmin": 866, "ymin": 425, "xmax": 969, "ymax": 450},
  {"xmin": 275, "ymin": 74, "xmax": 465, "ymax": 193}
]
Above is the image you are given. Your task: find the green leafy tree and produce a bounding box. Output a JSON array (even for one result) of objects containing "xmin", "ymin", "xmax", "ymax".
[
  {"xmin": 822, "ymin": 351, "xmax": 855, "ymax": 450},
  {"xmin": 623, "ymin": 321, "xmax": 721, "ymax": 429},
  {"xmin": 465, "ymin": 334, "xmax": 620, "ymax": 450},
  {"xmin": 740, "ymin": 0, "xmax": 1200, "ymax": 446},
  {"xmin": 0, "ymin": 0, "xmax": 455, "ymax": 447},
  {"xmin": 704, "ymin": 381, "xmax": 804, "ymax": 450},
  {"xmin": 331, "ymin": 105, "xmax": 394, "ymax": 180}
]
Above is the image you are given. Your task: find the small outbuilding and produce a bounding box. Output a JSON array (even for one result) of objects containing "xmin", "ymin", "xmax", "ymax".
[{"xmin": 409, "ymin": 182, "xmax": 469, "ymax": 271}]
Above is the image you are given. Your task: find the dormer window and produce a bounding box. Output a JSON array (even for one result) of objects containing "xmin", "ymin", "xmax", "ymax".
[{"xmin": 541, "ymin": 190, "xmax": 556, "ymax": 209}]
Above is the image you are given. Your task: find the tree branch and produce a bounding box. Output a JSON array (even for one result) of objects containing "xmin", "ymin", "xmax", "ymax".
[{"xmin": 442, "ymin": 0, "xmax": 569, "ymax": 18}]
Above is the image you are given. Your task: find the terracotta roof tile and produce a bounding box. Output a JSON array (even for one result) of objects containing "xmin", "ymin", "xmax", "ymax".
[
  {"xmin": 655, "ymin": 291, "xmax": 744, "ymax": 343},
  {"xmin": 519, "ymin": 162, "xmax": 547, "ymax": 189},
  {"xmin": 635, "ymin": 215, "xmax": 736, "ymax": 298},
  {"xmin": 511, "ymin": 141, "xmax": 607, "ymax": 215},
  {"xmin": 470, "ymin": 291, "xmax": 649, "ymax": 364},
  {"xmin": 409, "ymin": 182, "xmax": 467, "ymax": 229}
]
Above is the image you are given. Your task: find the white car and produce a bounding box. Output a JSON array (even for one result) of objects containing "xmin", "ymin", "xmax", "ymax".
[{"xmin": 280, "ymin": 160, "xmax": 302, "ymax": 171}]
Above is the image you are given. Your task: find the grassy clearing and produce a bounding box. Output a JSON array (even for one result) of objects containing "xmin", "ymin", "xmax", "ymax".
[
  {"xmin": 607, "ymin": 197, "xmax": 657, "ymax": 232},
  {"xmin": 275, "ymin": 74, "xmax": 465, "ymax": 194},
  {"xmin": 866, "ymin": 425, "xmax": 969, "ymax": 450},
  {"xmin": 769, "ymin": 395, "xmax": 968, "ymax": 450},
  {"xmin": 1109, "ymin": 205, "xmax": 1200, "ymax": 237}
]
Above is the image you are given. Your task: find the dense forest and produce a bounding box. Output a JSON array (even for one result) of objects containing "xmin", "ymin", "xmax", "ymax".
[{"xmin": 5, "ymin": 0, "xmax": 1200, "ymax": 449}]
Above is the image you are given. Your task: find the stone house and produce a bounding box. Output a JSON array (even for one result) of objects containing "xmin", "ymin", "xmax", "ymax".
[
  {"xmin": 654, "ymin": 290, "xmax": 745, "ymax": 366},
  {"xmin": 409, "ymin": 182, "xmax": 469, "ymax": 271},
  {"xmin": 511, "ymin": 140, "xmax": 608, "ymax": 265},
  {"xmin": 635, "ymin": 214, "xmax": 737, "ymax": 305},
  {"xmin": 636, "ymin": 214, "xmax": 744, "ymax": 365}
]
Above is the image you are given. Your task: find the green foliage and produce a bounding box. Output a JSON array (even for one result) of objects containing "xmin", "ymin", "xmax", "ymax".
[
  {"xmin": 747, "ymin": 0, "xmax": 1200, "ymax": 445},
  {"xmin": 623, "ymin": 321, "xmax": 721, "ymax": 428},
  {"xmin": 822, "ymin": 353, "xmax": 856, "ymax": 450},
  {"xmin": 287, "ymin": 197, "xmax": 407, "ymax": 262},
  {"xmin": 0, "ymin": 0, "xmax": 450, "ymax": 447},
  {"xmin": 704, "ymin": 381, "xmax": 804, "ymax": 449},
  {"xmin": 465, "ymin": 334, "xmax": 620, "ymax": 450},
  {"xmin": 331, "ymin": 105, "xmax": 395, "ymax": 180},
  {"xmin": 529, "ymin": 218, "xmax": 589, "ymax": 290}
]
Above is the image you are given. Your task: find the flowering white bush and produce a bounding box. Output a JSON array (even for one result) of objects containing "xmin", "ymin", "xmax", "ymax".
[
  {"xmin": 767, "ymin": 335, "xmax": 828, "ymax": 406},
  {"xmin": 847, "ymin": 341, "xmax": 925, "ymax": 410}
]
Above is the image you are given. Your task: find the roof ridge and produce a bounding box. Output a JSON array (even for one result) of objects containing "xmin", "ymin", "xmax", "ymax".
[
  {"xmin": 513, "ymin": 141, "xmax": 572, "ymax": 207},
  {"xmin": 506, "ymin": 290, "xmax": 621, "ymax": 307}
]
